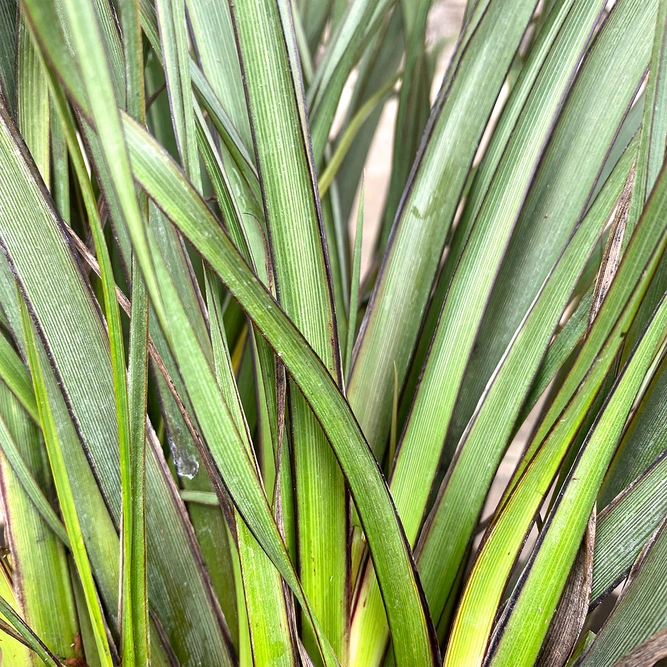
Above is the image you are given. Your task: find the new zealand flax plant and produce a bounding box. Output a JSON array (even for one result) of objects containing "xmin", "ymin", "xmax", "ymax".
[{"xmin": 1, "ymin": 0, "xmax": 667, "ymax": 665}]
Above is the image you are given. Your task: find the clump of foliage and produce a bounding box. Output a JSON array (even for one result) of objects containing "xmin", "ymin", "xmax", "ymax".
[{"xmin": 0, "ymin": 0, "xmax": 666, "ymax": 665}]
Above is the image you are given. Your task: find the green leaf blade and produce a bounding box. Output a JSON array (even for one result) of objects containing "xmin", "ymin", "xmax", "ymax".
[
  {"xmin": 487, "ymin": 205, "xmax": 667, "ymax": 667},
  {"xmin": 123, "ymin": 112, "xmax": 439, "ymax": 667},
  {"xmin": 347, "ymin": 0, "xmax": 539, "ymax": 459},
  {"xmin": 228, "ymin": 0, "xmax": 348, "ymax": 660}
]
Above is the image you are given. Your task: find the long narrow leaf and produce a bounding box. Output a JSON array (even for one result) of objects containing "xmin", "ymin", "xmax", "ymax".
[
  {"xmin": 208, "ymin": 272, "xmax": 297, "ymax": 667},
  {"xmin": 0, "ymin": 560, "xmax": 31, "ymax": 665},
  {"xmin": 122, "ymin": 112, "xmax": 439, "ymax": 667},
  {"xmin": 487, "ymin": 288, "xmax": 667, "ymax": 667},
  {"xmin": 0, "ymin": 334, "xmax": 38, "ymax": 422},
  {"xmin": 0, "ymin": 67, "xmax": 234, "ymax": 662},
  {"xmin": 0, "ymin": 383, "xmax": 79, "ymax": 662},
  {"xmin": 349, "ymin": 3, "xmax": 607, "ymax": 661},
  {"xmin": 347, "ymin": 0, "xmax": 539, "ymax": 457},
  {"xmin": 117, "ymin": 0, "xmax": 149, "ymax": 662},
  {"xmin": 446, "ymin": 0, "xmax": 655, "ymax": 453},
  {"xmin": 578, "ymin": 515, "xmax": 667, "ymax": 666},
  {"xmin": 592, "ymin": 438, "xmax": 667, "ymax": 605},
  {"xmin": 21, "ymin": 300, "xmax": 114, "ymax": 667},
  {"xmin": 0, "ymin": 595, "xmax": 61, "ymax": 667},
  {"xmin": 228, "ymin": 1, "xmax": 348, "ymax": 660},
  {"xmin": 0, "ymin": 405, "xmax": 68, "ymax": 546}
]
